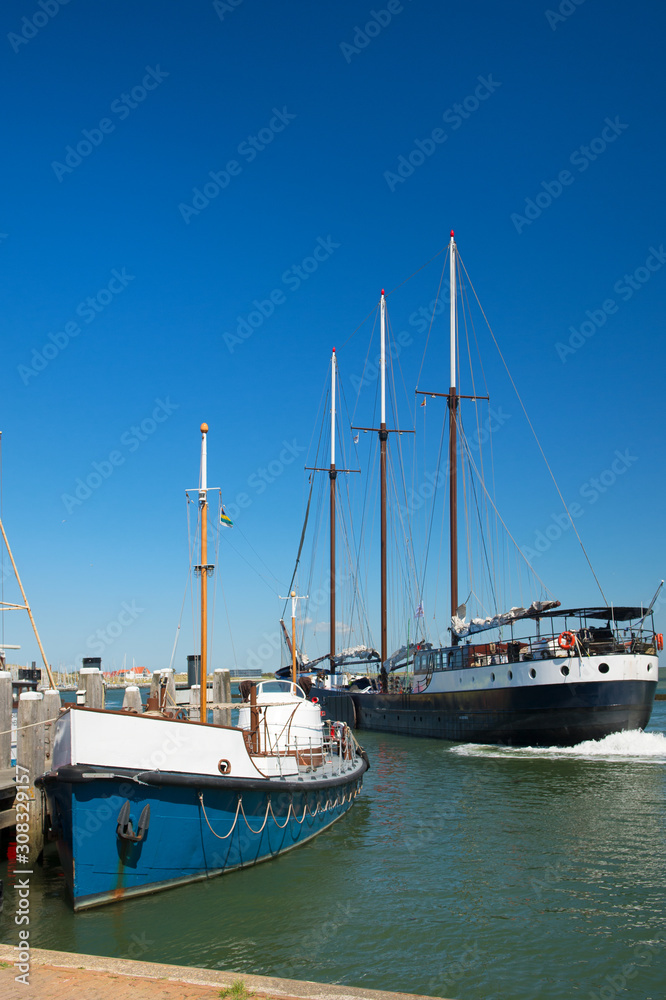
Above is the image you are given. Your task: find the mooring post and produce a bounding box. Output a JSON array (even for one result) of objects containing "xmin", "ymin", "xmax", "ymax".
[
  {"xmin": 80, "ymin": 667, "xmax": 104, "ymax": 709},
  {"xmin": 0, "ymin": 671, "xmax": 12, "ymax": 770},
  {"xmin": 42, "ymin": 688, "xmax": 61, "ymax": 771},
  {"xmin": 17, "ymin": 691, "xmax": 45, "ymax": 859},
  {"xmin": 189, "ymin": 684, "xmax": 201, "ymax": 722},
  {"xmin": 122, "ymin": 685, "xmax": 142, "ymax": 712},
  {"xmin": 213, "ymin": 669, "xmax": 232, "ymax": 726}
]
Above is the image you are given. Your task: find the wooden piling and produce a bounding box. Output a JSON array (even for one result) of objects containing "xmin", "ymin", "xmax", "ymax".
[
  {"xmin": 150, "ymin": 669, "xmax": 176, "ymax": 711},
  {"xmin": 213, "ymin": 669, "xmax": 232, "ymax": 726},
  {"xmin": 0, "ymin": 671, "xmax": 12, "ymax": 770},
  {"xmin": 17, "ymin": 691, "xmax": 45, "ymax": 859},
  {"xmin": 42, "ymin": 688, "xmax": 61, "ymax": 772},
  {"xmin": 122, "ymin": 685, "xmax": 142, "ymax": 712},
  {"xmin": 189, "ymin": 684, "xmax": 201, "ymax": 722},
  {"xmin": 80, "ymin": 667, "xmax": 105, "ymax": 709}
]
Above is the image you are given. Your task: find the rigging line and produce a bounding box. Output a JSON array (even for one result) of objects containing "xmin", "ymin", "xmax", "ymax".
[
  {"xmin": 459, "ymin": 268, "xmax": 499, "ymax": 604},
  {"xmin": 220, "ymin": 532, "xmax": 281, "ymax": 596},
  {"xmin": 385, "ymin": 242, "xmax": 449, "ymax": 298},
  {"xmin": 350, "ymin": 309, "xmax": 379, "ymax": 425},
  {"xmin": 210, "ymin": 492, "xmax": 223, "ymax": 670},
  {"xmin": 458, "ymin": 255, "xmax": 608, "ymax": 606},
  {"xmin": 232, "ymin": 522, "xmax": 283, "ymax": 590},
  {"xmin": 339, "ymin": 243, "xmax": 449, "ymax": 352},
  {"xmin": 282, "ymin": 476, "xmax": 315, "ymax": 619},
  {"xmin": 418, "ymin": 406, "xmax": 447, "ymax": 603},
  {"xmin": 460, "ymin": 435, "xmax": 554, "ymax": 597},
  {"xmin": 0, "ymin": 431, "xmax": 3, "ymax": 649},
  {"xmin": 463, "ymin": 430, "xmax": 498, "ymax": 614},
  {"xmin": 415, "ymin": 248, "xmax": 449, "ymax": 391},
  {"xmin": 168, "ymin": 501, "xmax": 198, "ymax": 671},
  {"xmin": 189, "ymin": 495, "xmax": 198, "ymax": 658}
]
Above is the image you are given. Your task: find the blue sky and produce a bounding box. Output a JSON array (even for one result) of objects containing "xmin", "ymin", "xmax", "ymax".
[{"xmin": 1, "ymin": 0, "xmax": 664, "ymax": 674}]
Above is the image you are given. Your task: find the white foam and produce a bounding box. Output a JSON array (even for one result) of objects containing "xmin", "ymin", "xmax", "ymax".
[{"xmin": 450, "ymin": 728, "xmax": 666, "ymax": 761}]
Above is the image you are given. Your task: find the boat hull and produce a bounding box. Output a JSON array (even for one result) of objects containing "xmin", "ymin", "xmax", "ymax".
[
  {"xmin": 314, "ymin": 679, "xmax": 657, "ymax": 746},
  {"xmin": 41, "ymin": 763, "xmax": 366, "ymax": 910}
]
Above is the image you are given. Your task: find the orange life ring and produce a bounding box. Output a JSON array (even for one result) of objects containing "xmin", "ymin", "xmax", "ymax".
[
  {"xmin": 657, "ymin": 633, "xmax": 664, "ymax": 651},
  {"xmin": 558, "ymin": 631, "xmax": 576, "ymax": 650}
]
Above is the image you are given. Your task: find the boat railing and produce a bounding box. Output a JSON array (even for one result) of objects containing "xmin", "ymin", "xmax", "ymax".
[{"xmin": 414, "ymin": 625, "xmax": 656, "ymax": 673}]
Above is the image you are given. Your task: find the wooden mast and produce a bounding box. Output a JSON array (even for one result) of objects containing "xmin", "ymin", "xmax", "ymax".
[
  {"xmin": 198, "ymin": 423, "xmax": 210, "ymax": 723},
  {"xmin": 415, "ymin": 233, "xmax": 488, "ymax": 646},
  {"xmin": 353, "ymin": 291, "xmax": 414, "ymax": 684},
  {"xmin": 379, "ymin": 291, "xmax": 388, "ymax": 665},
  {"xmin": 306, "ymin": 350, "xmax": 358, "ymax": 675},
  {"xmin": 448, "ymin": 232, "xmax": 459, "ymax": 644},
  {"xmin": 330, "ymin": 349, "xmax": 337, "ymax": 670}
]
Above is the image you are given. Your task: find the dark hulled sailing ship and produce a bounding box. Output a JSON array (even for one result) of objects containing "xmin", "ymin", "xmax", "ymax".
[{"xmin": 308, "ymin": 232, "xmax": 659, "ymax": 746}]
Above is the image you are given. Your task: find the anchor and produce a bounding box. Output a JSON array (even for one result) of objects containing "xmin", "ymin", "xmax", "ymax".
[{"xmin": 116, "ymin": 800, "xmax": 150, "ymax": 843}]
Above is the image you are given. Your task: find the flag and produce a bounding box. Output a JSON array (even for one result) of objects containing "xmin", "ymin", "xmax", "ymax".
[
  {"xmin": 220, "ymin": 507, "xmax": 233, "ymax": 527},
  {"xmin": 415, "ymin": 601, "xmax": 424, "ymax": 618},
  {"xmin": 420, "ymin": 397, "xmax": 426, "ymax": 407},
  {"xmin": 353, "ymin": 432, "xmax": 359, "ymax": 444}
]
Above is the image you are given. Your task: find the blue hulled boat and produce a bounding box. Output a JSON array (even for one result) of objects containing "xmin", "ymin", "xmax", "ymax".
[
  {"xmin": 39, "ymin": 424, "xmax": 368, "ymax": 910},
  {"xmin": 40, "ymin": 679, "xmax": 367, "ymax": 910}
]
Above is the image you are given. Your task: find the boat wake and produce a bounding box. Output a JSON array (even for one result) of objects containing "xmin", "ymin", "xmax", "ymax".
[{"xmin": 450, "ymin": 728, "xmax": 666, "ymax": 761}]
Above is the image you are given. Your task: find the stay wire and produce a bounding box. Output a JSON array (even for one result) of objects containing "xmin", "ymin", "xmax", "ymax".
[{"xmin": 458, "ymin": 255, "xmax": 608, "ymax": 606}]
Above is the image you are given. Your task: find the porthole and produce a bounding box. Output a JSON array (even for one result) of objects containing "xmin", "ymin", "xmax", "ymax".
[
  {"xmin": 491, "ymin": 673, "xmax": 495, "ymax": 682},
  {"xmin": 508, "ymin": 670, "xmax": 513, "ymax": 680},
  {"xmin": 647, "ymin": 663, "xmax": 652, "ymax": 672},
  {"xmin": 598, "ymin": 663, "xmax": 609, "ymax": 674},
  {"xmin": 217, "ymin": 759, "xmax": 231, "ymax": 775},
  {"xmin": 529, "ymin": 668, "xmax": 536, "ymax": 679},
  {"xmin": 561, "ymin": 665, "xmax": 569, "ymax": 676}
]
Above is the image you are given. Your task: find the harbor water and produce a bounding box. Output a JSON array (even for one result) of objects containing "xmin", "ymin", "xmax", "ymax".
[{"xmin": 1, "ymin": 694, "xmax": 664, "ymax": 1000}]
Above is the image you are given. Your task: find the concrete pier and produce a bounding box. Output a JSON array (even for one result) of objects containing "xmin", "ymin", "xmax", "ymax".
[{"xmin": 0, "ymin": 945, "xmax": 445, "ymax": 1000}]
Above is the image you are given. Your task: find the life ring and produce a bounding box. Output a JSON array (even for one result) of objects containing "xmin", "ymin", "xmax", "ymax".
[
  {"xmin": 558, "ymin": 631, "xmax": 576, "ymax": 650},
  {"xmin": 657, "ymin": 633, "xmax": 664, "ymax": 651}
]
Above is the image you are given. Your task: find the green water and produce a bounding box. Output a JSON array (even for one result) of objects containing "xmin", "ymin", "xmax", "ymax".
[{"xmin": 1, "ymin": 703, "xmax": 664, "ymax": 1000}]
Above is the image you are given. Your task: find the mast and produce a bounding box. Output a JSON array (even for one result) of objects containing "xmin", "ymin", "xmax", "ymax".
[
  {"xmin": 306, "ymin": 352, "xmax": 358, "ymax": 675},
  {"xmin": 330, "ymin": 349, "xmax": 337, "ymax": 669},
  {"xmin": 379, "ymin": 290, "xmax": 388, "ymax": 665},
  {"xmin": 352, "ymin": 291, "xmax": 413, "ymax": 681},
  {"xmin": 448, "ymin": 232, "xmax": 459, "ymax": 643},
  {"xmin": 198, "ymin": 423, "xmax": 212, "ymax": 723},
  {"xmin": 415, "ymin": 232, "xmax": 488, "ymax": 647}
]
